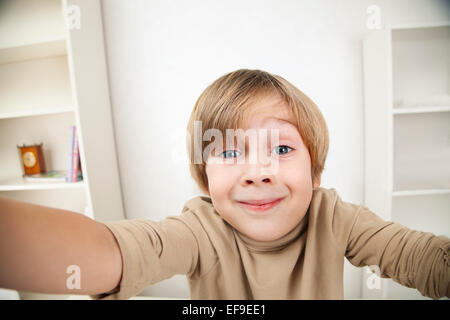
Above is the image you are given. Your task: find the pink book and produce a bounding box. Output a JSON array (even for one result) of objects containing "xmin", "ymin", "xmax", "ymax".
[
  {"xmin": 72, "ymin": 127, "xmax": 80, "ymax": 182},
  {"xmin": 67, "ymin": 126, "xmax": 75, "ymax": 182}
]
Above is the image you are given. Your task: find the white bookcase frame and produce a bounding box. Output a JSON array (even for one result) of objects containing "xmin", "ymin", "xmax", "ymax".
[
  {"xmin": 0, "ymin": 0, "xmax": 124, "ymax": 223},
  {"xmin": 362, "ymin": 22, "xmax": 450, "ymax": 299}
]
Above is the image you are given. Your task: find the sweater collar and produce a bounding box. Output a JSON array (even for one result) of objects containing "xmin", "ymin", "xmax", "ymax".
[{"xmin": 233, "ymin": 211, "xmax": 309, "ymax": 252}]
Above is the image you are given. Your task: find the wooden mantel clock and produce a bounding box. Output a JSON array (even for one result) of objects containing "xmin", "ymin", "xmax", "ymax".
[{"xmin": 17, "ymin": 144, "xmax": 46, "ymax": 176}]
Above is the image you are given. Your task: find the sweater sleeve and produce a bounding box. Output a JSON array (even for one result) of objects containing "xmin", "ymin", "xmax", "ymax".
[
  {"xmin": 344, "ymin": 205, "xmax": 450, "ymax": 299},
  {"xmin": 90, "ymin": 210, "xmax": 212, "ymax": 300}
]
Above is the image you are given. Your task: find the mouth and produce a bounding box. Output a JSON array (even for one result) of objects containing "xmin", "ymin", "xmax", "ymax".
[{"xmin": 237, "ymin": 197, "xmax": 284, "ymax": 212}]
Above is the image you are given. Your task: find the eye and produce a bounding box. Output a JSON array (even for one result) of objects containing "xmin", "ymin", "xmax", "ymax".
[
  {"xmin": 221, "ymin": 150, "xmax": 241, "ymax": 159},
  {"xmin": 272, "ymin": 145, "xmax": 293, "ymax": 155}
]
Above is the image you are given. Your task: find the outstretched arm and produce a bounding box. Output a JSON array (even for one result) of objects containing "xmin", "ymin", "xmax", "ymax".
[
  {"xmin": 0, "ymin": 196, "xmax": 122, "ymax": 295},
  {"xmin": 345, "ymin": 205, "xmax": 449, "ymax": 299}
]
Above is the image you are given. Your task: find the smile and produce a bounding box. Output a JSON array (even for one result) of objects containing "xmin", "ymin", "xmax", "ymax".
[{"xmin": 237, "ymin": 198, "xmax": 284, "ymax": 212}]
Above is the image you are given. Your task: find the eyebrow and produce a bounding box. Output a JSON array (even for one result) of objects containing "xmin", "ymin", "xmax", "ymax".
[
  {"xmin": 262, "ymin": 117, "xmax": 295, "ymax": 126},
  {"xmin": 225, "ymin": 124, "xmax": 300, "ymax": 148},
  {"xmin": 270, "ymin": 128, "xmax": 300, "ymax": 144},
  {"xmin": 262, "ymin": 118, "xmax": 299, "ymax": 137}
]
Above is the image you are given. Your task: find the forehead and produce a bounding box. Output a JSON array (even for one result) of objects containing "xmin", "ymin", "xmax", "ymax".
[{"xmin": 240, "ymin": 94, "xmax": 297, "ymax": 131}]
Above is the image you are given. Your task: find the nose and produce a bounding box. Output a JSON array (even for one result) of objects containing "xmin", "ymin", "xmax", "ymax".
[{"xmin": 240, "ymin": 165, "xmax": 275, "ymax": 186}]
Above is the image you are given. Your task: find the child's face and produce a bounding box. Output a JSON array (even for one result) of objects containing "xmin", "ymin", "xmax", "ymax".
[{"xmin": 205, "ymin": 94, "xmax": 319, "ymax": 241}]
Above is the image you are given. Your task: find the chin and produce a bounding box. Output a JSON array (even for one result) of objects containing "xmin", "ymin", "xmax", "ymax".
[{"xmin": 243, "ymin": 226, "xmax": 289, "ymax": 242}]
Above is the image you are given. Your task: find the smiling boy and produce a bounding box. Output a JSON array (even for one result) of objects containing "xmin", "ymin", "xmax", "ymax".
[{"xmin": 0, "ymin": 69, "xmax": 448, "ymax": 299}]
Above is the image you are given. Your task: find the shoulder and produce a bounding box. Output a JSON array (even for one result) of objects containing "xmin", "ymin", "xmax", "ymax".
[
  {"xmin": 179, "ymin": 195, "xmax": 234, "ymax": 241},
  {"xmin": 183, "ymin": 195, "xmax": 215, "ymax": 213},
  {"xmin": 308, "ymin": 187, "xmax": 364, "ymax": 247},
  {"xmin": 309, "ymin": 187, "xmax": 339, "ymax": 211},
  {"xmin": 309, "ymin": 187, "xmax": 362, "ymax": 219},
  {"xmin": 181, "ymin": 195, "xmax": 218, "ymax": 225},
  {"xmin": 308, "ymin": 187, "xmax": 340, "ymax": 225},
  {"xmin": 178, "ymin": 195, "xmax": 234, "ymax": 278}
]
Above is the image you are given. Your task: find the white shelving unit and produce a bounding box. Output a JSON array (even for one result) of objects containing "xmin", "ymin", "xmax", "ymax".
[
  {"xmin": 0, "ymin": 0, "xmax": 124, "ymax": 221},
  {"xmin": 363, "ymin": 22, "xmax": 450, "ymax": 299},
  {"xmin": 0, "ymin": 0, "xmax": 125, "ymax": 299}
]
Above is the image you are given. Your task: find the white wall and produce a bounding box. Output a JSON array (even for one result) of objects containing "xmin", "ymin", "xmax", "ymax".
[{"xmin": 100, "ymin": 0, "xmax": 450, "ymax": 299}]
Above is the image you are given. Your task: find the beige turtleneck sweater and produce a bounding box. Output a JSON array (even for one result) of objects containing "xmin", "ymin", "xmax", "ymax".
[{"xmin": 92, "ymin": 187, "xmax": 449, "ymax": 299}]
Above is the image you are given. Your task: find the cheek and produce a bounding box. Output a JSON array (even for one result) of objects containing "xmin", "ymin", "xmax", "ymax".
[
  {"xmin": 206, "ymin": 164, "xmax": 239, "ymax": 200},
  {"xmin": 279, "ymin": 156, "xmax": 313, "ymax": 188}
]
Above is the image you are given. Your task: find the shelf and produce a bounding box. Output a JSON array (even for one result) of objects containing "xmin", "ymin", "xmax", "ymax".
[
  {"xmin": 389, "ymin": 21, "xmax": 450, "ymax": 30},
  {"xmin": 0, "ymin": 106, "xmax": 74, "ymax": 120},
  {"xmin": 392, "ymin": 189, "xmax": 450, "ymax": 197},
  {"xmin": 0, "ymin": 177, "xmax": 84, "ymax": 191},
  {"xmin": 0, "ymin": 38, "xmax": 67, "ymax": 65},
  {"xmin": 393, "ymin": 105, "xmax": 450, "ymax": 114}
]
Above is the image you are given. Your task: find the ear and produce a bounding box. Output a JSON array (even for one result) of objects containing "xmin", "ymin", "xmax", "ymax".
[{"xmin": 313, "ymin": 176, "xmax": 321, "ymax": 189}]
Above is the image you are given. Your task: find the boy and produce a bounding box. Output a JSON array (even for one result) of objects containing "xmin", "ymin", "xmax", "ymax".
[{"xmin": 0, "ymin": 69, "xmax": 448, "ymax": 299}]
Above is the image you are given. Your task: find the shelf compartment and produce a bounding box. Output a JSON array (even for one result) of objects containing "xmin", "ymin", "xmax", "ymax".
[
  {"xmin": 0, "ymin": 55, "xmax": 73, "ymax": 116},
  {"xmin": 0, "ymin": 0, "xmax": 66, "ymax": 51},
  {"xmin": 392, "ymin": 25, "xmax": 450, "ymax": 111},
  {"xmin": 0, "ymin": 112, "xmax": 78, "ymax": 182},
  {"xmin": 393, "ymin": 112, "xmax": 450, "ymax": 191},
  {"xmin": 391, "ymin": 192, "xmax": 450, "ymax": 238}
]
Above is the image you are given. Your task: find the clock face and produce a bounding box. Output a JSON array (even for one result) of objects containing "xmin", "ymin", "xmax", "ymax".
[{"xmin": 23, "ymin": 151, "xmax": 36, "ymax": 167}]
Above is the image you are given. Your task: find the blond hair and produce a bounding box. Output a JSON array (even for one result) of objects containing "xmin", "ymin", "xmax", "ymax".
[{"xmin": 186, "ymin": 69, "xmax": 329, "ymax": 195}]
